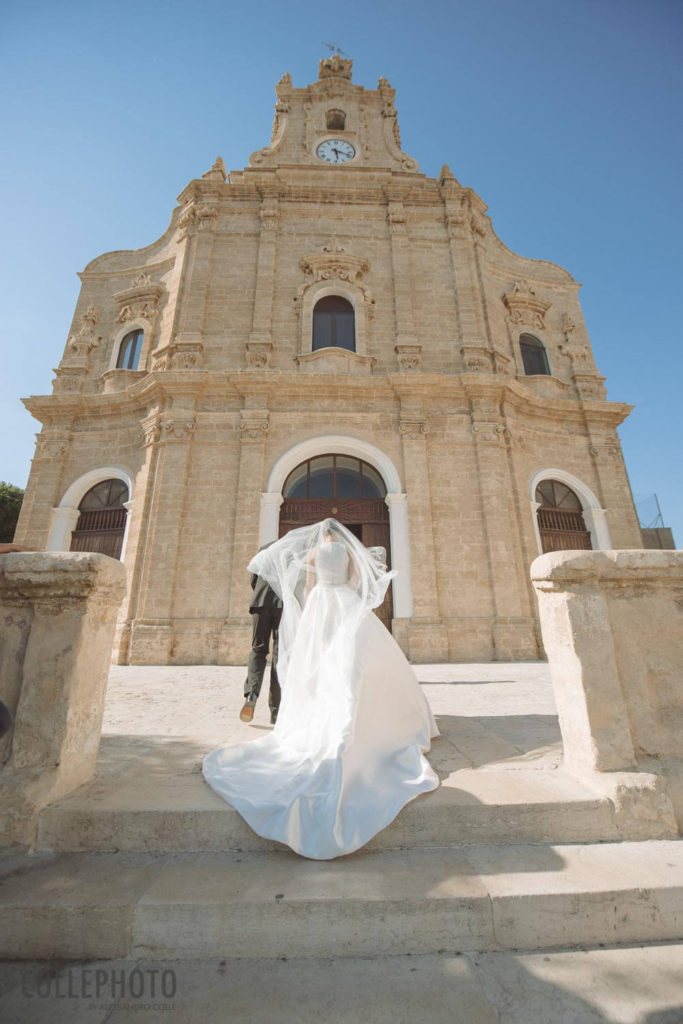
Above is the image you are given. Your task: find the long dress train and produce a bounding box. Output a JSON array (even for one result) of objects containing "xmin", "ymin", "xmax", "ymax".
[{"xmin": 202, "ymin": 525, "xmax": 439, "ymax": 859}]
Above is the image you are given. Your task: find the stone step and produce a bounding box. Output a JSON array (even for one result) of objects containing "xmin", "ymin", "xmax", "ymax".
[
  {"xmin": 2, "ymin": 840, "xmax": 683, "ymax": 960},
  {"xmin": 36, "ymin": 765, "xmax": 674, "ymax": 854}
]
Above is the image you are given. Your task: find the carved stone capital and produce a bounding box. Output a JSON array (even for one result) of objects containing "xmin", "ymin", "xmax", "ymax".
[
  {"xmin": 151, "ymin": 341, "xmax": 203, "ymax": 371},
  {"xmin": 590, "ymin": 438, "xmax": 620, "ymax": 462},
  {"xmin": 395, "ymin": 344, "xmax": 422, "ymax": 372},
  {"xmin": 35, "ymin": 435, "xmax": 71, "ymax": 459},
  {"xmin": 245, "ymin": 340, "xmax": 273, "ymax": 369},
  {"xmin": 240, "ymin": 411, "xmax": 270, "ymax": 441},
  {"xmin": 471, "ymin": 419, "xmax": 506, "ymax": 445},
  {"xmin": 161, "ymin": 414, "xmax": 196, "ymax": 441},
  {"xmin": 399, "ymin": 418, "xmax": 429, "ymax": 441}
]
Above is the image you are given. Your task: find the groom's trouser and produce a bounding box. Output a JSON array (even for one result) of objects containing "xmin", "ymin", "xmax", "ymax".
[{"xmin": 244, "ymin": 606, "xmax": 282, "ymax": 711}]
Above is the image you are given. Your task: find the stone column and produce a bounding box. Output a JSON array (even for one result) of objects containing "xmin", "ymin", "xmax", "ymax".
[
  {"xmin": 247, "ymin": 197, "xmax": 279, "ymax": 359},
  {"xmin": 468, "ymin": 389, "xmax": 538, "ymax": 659},
  {"xmin": 385, "ymin": 492, "xmax": 412, "ymax": 618},
  {"xmin": 397, "ymin": 413, "xmax": 448, "ymax": 661},
  {"xmin": 220, "ymin": 408, "xmax": 270, "ymax": 662},
  {"xmin": 127, "ymin": 406, "xmax": 196, "ymax": 663},
  {"xmin": 442, "ymin": 186, "xmax": 488, "ymax": 356},
  {"xmin": 45, "ymin": 505, "xmax": 80, "ymax": 551},
  {"xmin": 385, "ymin": 193, "xmax": 418, "ymax": 347},
  {"xmin": 259, "ymin": 491, "xmax": 283, "ymax": 545},
  {"xmin": 0, "ymin": 551, "xmax": 126, "ymax": 847}
]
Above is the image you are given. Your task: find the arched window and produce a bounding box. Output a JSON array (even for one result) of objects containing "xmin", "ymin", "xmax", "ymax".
[
  {"xmin": 326, "ymin": 109, "xmax": 346, "ymax": 130},
  {"xmin": 520, "ymin": 334, "xmax": 550, "ymax": 376},
  {"xmin": 70, "ymin": 478, "xmax": 129, "ymax": 559},
  {"xmin": 283, "ymin": 455, "xmax": 386, "ymax": 500},
  {"xmin": 312, "ymin": 296, "xmax": 355, "ymax": 352},
  {"xmin": 535, "ymin": 479, "xmax": 592, "ymax": 553},
  {"xmin": 116, "ymin": 329, "xmax": 143, "ymax": 370}
]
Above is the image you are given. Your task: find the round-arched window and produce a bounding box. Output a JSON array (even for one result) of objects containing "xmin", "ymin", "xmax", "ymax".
[
  {"xmin": 535, "ymin": 479, "xmax": 591, "ymax": 553},
  {"xmin": 312, "ymin": 296, "xmax": 355, "ymax": 352},
  {"xmin": 520, "ymin": 334, "xmax": 550, "ymax": 376},
  {"xmin": 283, "ymin": 456, "xmax": 386, "ymax": 500},
  {"xmin": 326, "ymin": 109, "xmax": 346, "ymax": 130},
  {"xmin": 70, "ymin": 478, "xmax": 129, "ymax": 559},
  {"xmin": 116, "ymin": 329, "xmax": 144, "ymax": 370}
]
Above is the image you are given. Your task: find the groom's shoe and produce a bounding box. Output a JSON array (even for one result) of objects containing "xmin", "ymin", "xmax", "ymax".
[{"xmin": 240, "ymin": 694, "xmax": 257, "ymax": 723}]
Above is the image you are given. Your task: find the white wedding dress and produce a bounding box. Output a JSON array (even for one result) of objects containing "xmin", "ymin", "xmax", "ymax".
[{"xmin": 202, "ymin": 521, "xmax": 439, "ymax": 860}]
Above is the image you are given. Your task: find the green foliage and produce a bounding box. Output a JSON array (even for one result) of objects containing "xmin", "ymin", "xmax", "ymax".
[{"xmin": 0, "ymin": 481, "xmax": 25, "ymax": 543}]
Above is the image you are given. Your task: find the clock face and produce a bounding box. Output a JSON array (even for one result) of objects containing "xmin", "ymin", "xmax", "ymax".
[{"xmin": 316, "ymin": 139, "xmax": 356, "ymax": 164}]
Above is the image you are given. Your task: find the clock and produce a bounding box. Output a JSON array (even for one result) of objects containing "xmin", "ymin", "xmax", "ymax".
[{"xmin": 316, "ymin": 139, "xmax": 356, "ymax": 164}]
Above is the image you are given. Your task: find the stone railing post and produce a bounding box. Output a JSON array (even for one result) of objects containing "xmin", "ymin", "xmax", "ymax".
[
  {"xmin": 0, "ymin": 551, "xmax": 126, "ymax": 847},
  {"xmin": 531, "ymin": 549, "xmax": 682, "ymax": 836}
]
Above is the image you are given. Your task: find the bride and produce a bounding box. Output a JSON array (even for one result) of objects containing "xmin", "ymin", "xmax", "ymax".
[{"xmin": 202, "ymin": 518, "xmax": 439, "ymax": 859}]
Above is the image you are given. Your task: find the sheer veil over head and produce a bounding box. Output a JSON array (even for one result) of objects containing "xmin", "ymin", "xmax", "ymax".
[{"xmin": 247, "ymin": 518, "xmax": 396, "ymax": 686}]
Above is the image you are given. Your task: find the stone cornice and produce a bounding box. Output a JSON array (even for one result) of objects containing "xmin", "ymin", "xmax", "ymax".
[{"xmin": 22, "ymin": 370, "xmax": 634, "ymax": 431}]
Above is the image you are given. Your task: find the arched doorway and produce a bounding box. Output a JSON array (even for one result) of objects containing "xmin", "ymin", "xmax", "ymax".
[
  {"xmin": 70, "ymin": 478, "xmax": 129, "ymax": 559},
  {"xmin": 280, "ymin": 454, "xmax": 393, "ymax": 629},
  {"xmin": 535, "ymin": 479, "xmax": 592, "ymax": 553}
]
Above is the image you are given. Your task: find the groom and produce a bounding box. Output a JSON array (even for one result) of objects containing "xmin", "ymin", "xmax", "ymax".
[{"xmin": 240, "ymin": 546, "xmax": 282, "ymax": 725}]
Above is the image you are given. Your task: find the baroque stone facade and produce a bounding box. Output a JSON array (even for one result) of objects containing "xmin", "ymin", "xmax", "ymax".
[{"xmin": 15, "ymin": 57, "xmax": 644, "ymax": 664}]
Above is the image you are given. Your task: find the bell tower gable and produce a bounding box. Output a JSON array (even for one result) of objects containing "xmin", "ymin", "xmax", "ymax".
[{"xmin": 247, "ymin": 58, "xmax": 419, "ymax": 173}]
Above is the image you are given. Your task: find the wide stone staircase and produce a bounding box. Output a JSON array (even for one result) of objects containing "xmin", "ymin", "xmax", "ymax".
[{"xmin": 2, "ymin": 663, "xmax": 682, "ymax": 961}]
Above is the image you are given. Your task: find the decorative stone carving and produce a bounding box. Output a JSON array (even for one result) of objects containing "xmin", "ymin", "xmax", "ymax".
[
  {"xmin": 461, "ymin": 346, "xmax": 493, "ymax": 372},
  {"xmin": 472, "ymin": 420, "xmax": 506, "ymax": 445},
  {"xmin": 245, "ymin": 340, "xmax": 273, "ymax": 368},
  {"xmin": 299, "ymin": 240, "xmax": 369, "ymax": 284},
  {"xmin": 574, "ymin": 374, "xmax": 607, "ymax": 400},
  {"xmin": 386, "ymin": 202, "xmax": 407, "ymax": 233},
  {"xmin": 240, "ymin": 410, "xmax": 270, "ymax": 441},
  {"xmin": 502, "ymin": 280, "xmax": 551, "ymax": 330},
  {"xmin": 295, "ymin": 349, "xmax": 376, "ymax": 375},
  {"xmin": 140, "ymin": 414, "xmax": 160, "ymax": 448},
  {"xmin": 318, "ymin": 54, "xmax": 353, "ymax": 80},
  {"xmin": 202, "ymin": 156, "xmax": 227, "ymax": 183},
  {"xmin": 151, "ymin": 340, "xmax": 203, "ymax": 371},
  {"xmin": 52, "ymin": 370, "xmax": 85, "ymax": 394},
  {"xmin": 177, "ymin": 203, "xmax": 218, "ymax": 239},
  {"xmin": 161, "ymin": 415, "xmax": 196, "ymax": 440},
  {"xmin": 114, "ymin": 274, "xmax": 163, "ymax": 325},
  {"xmin": 64, "ymin": 304, "xmax": 101, "ymax": 366},
  {"xmin": 590, "ymin": 438, "xmax": 620, "ymax": 462},
  {"xmin": 399, "ymin": 418, "xmax": 429, "ymax": 440},
  {"xmin": 35, "ymin": 436, "xmax": 71, "ymax": 459},
  {"xmin": 395, "ymin": 344, "xmax": 422, "ymax": 371}
]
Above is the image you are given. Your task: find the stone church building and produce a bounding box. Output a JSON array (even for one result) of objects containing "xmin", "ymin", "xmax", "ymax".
[{"xmin": 14, "ymin": 56, "xmax": 644, "ymax": 664}]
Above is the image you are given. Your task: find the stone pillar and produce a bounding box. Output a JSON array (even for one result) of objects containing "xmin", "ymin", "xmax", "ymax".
[
  {"xmin": 0, "ymin": 551, "xmax": 126, "ymax": 847},
  {"xmin": 385, "ymin": 492, "xmax": 412, "ymax": 618},
  {"xmin": 45, "ymin": 505, "xmax": 80, "ymax": 551},
  {"xmin": 128, "ymin": 406, "xmax": 196, "ymax": 663},
  {"xmin": 259, "ymin": 491, "xmax": 283, "ymax": 545},
  {"xmin": 468, "ymin": 389, "xmax": 538, "ymax": 659},
  {"xmin": 220, "ymin": 408, "xmax": 270, "ymax": 662},
  {"xmin": 442, "ymin": 186, "xmax": 488, "ymax": 355},
  {"xmin": 385, "ymin": 193, "xmax": 418, "ymax": 347},
  {"xmin": 397, "ymin": 413, "xmax": 448, "ymax": 661},
  {"xmin": 248, "ymin": 197, "xmax": 279, "ymax": 357},
  {"xmin": 532, "ymin": 549, "xmax": 682, "ymax": 836}
]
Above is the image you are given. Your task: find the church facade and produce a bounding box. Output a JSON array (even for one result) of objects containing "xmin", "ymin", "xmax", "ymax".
[{"xmin": 14, "ymin": 56, "xmax": 644, "ymax": 664}]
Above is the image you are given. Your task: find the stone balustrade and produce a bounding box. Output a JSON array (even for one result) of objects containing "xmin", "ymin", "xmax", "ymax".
[
  {"xmin": 532, "ymin": 549, "xmax": 683, "ymax": 832},
  {"xmin": 0, "ymin": 551, "xmax": 126, "ymax": 846}
]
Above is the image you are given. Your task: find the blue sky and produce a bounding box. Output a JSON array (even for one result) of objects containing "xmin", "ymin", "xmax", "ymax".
[{"xmin": 2, "ymin": 0, "xmax": 681, "ymax": 542}]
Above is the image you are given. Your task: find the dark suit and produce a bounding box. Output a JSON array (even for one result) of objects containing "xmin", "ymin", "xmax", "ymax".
[{"xmin": 245, "ymin": 564, "xmax": 283, "ymax": 712}]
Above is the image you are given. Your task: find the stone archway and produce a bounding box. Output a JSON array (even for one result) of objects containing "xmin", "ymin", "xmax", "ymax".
[{"xmin": 261, "ymin": 436, "xmax": 413, "ymax": 620}]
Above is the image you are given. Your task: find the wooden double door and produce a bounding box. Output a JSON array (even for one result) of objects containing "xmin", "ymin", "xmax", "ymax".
[{"xmin": 279, "ymin": 497, "xmax": 393, "ymax": 631}]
